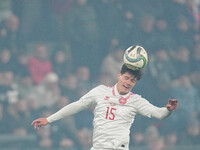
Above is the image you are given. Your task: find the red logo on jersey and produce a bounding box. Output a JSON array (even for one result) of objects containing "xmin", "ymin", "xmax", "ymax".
[
  {"xmin": 110, "ymin": 102, "xmax": 116, "ymax": 106},
  {"xmin": 104, "ymin": 96, "xmax": 110, "ymax": 100},
  {"xmin": 119, "ymin": 97, "xmax": 127, "ymax": 104}
]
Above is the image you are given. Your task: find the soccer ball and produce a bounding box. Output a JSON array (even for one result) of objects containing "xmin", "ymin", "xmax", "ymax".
[{"xmin": 123, "ymin": 45, "xmax": 148, "ymax": 70}]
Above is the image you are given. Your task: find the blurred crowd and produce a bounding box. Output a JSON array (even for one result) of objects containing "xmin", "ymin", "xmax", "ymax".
[{"xmin": 0, "ymin": 0, "xmax": 200, "ymax": 150}]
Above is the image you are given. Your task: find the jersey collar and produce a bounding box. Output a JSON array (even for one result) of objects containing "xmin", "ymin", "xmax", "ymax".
[{"xmin": 112, "ymin": 84, "xmax": 130, "ymax": 98}]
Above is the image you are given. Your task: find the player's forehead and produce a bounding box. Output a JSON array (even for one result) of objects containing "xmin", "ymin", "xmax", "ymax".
[{"xmin": 122, "ymin": 72, "xmax": 136, "ymax": 80}]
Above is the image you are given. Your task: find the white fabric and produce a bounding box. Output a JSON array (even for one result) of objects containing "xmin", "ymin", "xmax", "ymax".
[{"xmin": 47, "ymin": 84, "xmax": 172, "ymax": 150}]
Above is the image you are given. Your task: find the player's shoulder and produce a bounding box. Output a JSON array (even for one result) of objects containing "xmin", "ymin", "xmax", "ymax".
[
  {"xmin": 81, "ymin": 85, "xmax": 106, "ymax": 98},
  {"xmin": 130, "ymin": 93, "xmax": 147, "ymax": 102},
  {"xmin": 130, "ymin": 93, "xmax": 141, "ymax": 98},
  {"xmin": 93, "ymin": 85, "xmax": 111, "ymax": 91}
]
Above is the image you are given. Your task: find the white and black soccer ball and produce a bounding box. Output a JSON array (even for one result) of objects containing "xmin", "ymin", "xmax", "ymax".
[{"xmin": 123, "ymin": 45, "xmax": 148, "ymax": 70}]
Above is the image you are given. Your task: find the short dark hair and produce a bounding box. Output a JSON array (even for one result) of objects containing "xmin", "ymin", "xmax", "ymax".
[{"xmin": 120, "ymin": 64, "xmax": 143, "ymax": 81}]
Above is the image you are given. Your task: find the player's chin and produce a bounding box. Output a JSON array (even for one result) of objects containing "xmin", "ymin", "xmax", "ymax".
[{"xmin": 121, "ymin": 88, "xmax": 130, "ymax": 95}]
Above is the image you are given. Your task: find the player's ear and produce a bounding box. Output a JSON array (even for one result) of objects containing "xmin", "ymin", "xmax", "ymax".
[{"xmin": 118, "ymin": 73, "xmax": 121, "ymax": 79}]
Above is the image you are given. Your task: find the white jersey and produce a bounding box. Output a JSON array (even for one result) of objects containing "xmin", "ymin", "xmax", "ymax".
[{"xmin": 47, "ymin": 84, "xmax": 172, "ymax": 150}]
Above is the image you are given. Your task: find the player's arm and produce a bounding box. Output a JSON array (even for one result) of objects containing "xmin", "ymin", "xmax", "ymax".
[
  {"xmin": 31, "ymin": 86, "xmax": 100, "ymax": 130},
  {"xmin": 136, "ymin": 98, "xmax": 178, "ymax": 119},
  {"xmin": 47, "ymin": 99, "xmax": 90, "ymax": 122},
  {"xmin": 151, "ymin": 99, "xmax": 178, "ymax": 119},
  {"xmin": 31, "ymin": 99, "xmax": 92, "ymax": 130}
]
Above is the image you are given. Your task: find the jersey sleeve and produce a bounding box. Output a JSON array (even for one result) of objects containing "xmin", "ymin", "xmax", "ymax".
[
  {"xmin": 135, "ymin": 97, "xmax": 172, "ymax": 119},
  {"xmin": 47, "ymin": 86, "xmax": 100, "ymax": 123}
]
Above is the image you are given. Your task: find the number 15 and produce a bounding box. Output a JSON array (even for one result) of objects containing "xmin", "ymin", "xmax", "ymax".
[{"xmin": 106, "ymin": 107, "xmax": 116, "ymax": 120}]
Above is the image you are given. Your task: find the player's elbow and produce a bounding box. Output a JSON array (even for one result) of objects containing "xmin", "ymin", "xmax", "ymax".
[{"xmin": 151, "ymin": 112, "xmax": 170, "ymax": 120}]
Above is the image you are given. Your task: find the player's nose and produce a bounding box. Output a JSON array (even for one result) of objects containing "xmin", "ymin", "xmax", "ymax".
[{"xmin": 125, "ymin": 81, "xmax": 132, "ymax": 87}]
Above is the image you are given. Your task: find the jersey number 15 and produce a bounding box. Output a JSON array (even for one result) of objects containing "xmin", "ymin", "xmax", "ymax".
[{"xmin": 106, "ymin": 107, "xmax": 116, "ymax": 120}]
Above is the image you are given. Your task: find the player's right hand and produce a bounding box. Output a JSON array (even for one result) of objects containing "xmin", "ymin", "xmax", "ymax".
[{"xmin": 31, "ymin": 118, "xmax": 49, "ymax": 130}]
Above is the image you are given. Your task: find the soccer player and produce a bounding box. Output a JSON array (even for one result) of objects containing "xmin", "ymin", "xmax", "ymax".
[{"xmin": 32, "ymin": 64, "xmax": 178, "ymax": 150}]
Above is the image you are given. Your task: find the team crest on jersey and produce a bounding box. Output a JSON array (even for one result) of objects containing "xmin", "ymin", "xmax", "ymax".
[{"xmin": 119, "ymin": 97, "xmax": 127, "ymax": 104}]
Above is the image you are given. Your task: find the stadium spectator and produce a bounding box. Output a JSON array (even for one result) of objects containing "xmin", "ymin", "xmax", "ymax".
[
  {"xmin": 0, "ymin": 0, "xmax": 12, "ymax": 22},
  {"xmin": 76, "ymin": 66, "xmax": 92, "ymax": 92},
  {"xmin": 185, "ymin": 0, "xmax": 200, "ymax": 30},
  {"xmin": 189, "ymin": 70, "xmax": 200, "ymax": 95},
  {"xmin": 0, "ymin": 14, "xmax": 23, "ymax": 54},
  {"xmin": 20, "ymin": 0, "xmax": 55, "ymax": 41},
  {"xmin": 100, "ymin": 43, "xmax": 124, "ymax": 85},
  {"xmin": 149, "ymin": 48, "xmax": 176, "ymax": 91},
  {"xmin": 7, "ymin": 99, "xmax": 31, "ymax": 135},
  {"xmin": 0, "ymin": 49, "xmax": 18, "ymax": 104},
  {"xmin": 170, "ymin": 45, "xmax": 191, "ymax": 76},
  {"xmin": 51, "ymin": 44, "xmax": 72, "ymax": 79},
  {"xmin": 131, "ymin": 132, "xmax": 145, "ymax": 148},
  {"xmin": 144, "ymin": 125, "xmax": 160, "ymax": 146},
  {"xmin": 30, "ymin": 72, "xmax": 60, "ymax": 108},
  {"xmin": 148, "ymin": 48, "xmax": 177, "ymax": 105},
  {"xmin": 169, "ymin": 75, "xmax": 200, "ymax": 132},
  {"xmin": 135, "ymin": 13, "xmax": 157, "ymax": 52},
  {"xmin": 148, "ymin": 136, "xmax": 165, "ymax": 150},
  {"xmin": 76, "ymin": 127, "xmax": 93, "ymax": 150},
  {"xmin": 60, "ymin": 74, "xmax": 78, "ymax": 101},
  {"xmin": 27, "ymin": 97, "xmax": 42, "ymax": 124},
  {"xmin": 164, "ymin": 131, "xmax": 178, "ymax": 150},
  {"xmin": 192, "ymin": 42, "xmax": 200, "ymax": 72},
  {"xmin": 37, "ymin": 126, "xmax": 53, "ymax": 149},
  {"xmin": 13, "ymin": 51, "xmax": 30, "ymax": 79},
  {"xmin": 165, "ymin": 0, "xmax": 193, "ymax": 27},
  {"xmin": 64, "ymin": 0, "xmax": 100, "ymax": 73},
  {"xmin": 172, "ymin": 15, "xmax": 194, "ymax": 48},
  {"xmin": 0, "ymin": 48, "xmax": 14, "ymax": 72},
  {"xmin": 17, "ymin": 74, "xmax": 33, "ymax": 100},
  {"xmin": 0, "ymin": 103, "xmax": 8, "ymax": 133},
  {"xmin": 178, "ymin": 118, "xmax": 200, "ymax": 146},
  {"xmin": 189, "ymin": 42, "xmax": 200, "ymax": 95},
  {"xmin": 27, "ymin": 44, "xmax": 52, "ymax": 84},
  {"xmin": 0, "ymin": 72, "xmax": 18, "ymax": 104},
  {"xmin": 48, "ymin": 0, "xmax": 73, "ymax": 40},
  {"xmin": 154, "ymin": 15, "xmax": 176, "ymax": 49}
]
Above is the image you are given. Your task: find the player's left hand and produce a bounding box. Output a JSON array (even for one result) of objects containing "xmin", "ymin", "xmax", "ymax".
[{"xmin": 166, "ymin": 99, "xmax": 178, "ymax": 111}]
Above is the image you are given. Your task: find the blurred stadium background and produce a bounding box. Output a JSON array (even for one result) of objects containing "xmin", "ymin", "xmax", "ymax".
[{"xmin": 0, "ymin": 0, "xmax": 200, "ymax": 150}]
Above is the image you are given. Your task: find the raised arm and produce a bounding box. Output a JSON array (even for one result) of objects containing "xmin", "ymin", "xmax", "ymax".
[
  {"xmin": 31, "ymin": 85, "xmax": 101, "ymax": 130},
  {"xmin": 31, "ymin": 95, "xmax": 96, "ymax": 129},
  {"xmin": 47, "ymin": 99, "xmax": 88, "ymax": 123},
  {"xmin": 136, "ymin": 99, "xmax": 178, "ymax": 120}
]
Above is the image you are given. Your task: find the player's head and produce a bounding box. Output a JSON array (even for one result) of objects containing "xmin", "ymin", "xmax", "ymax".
[
  {"xmin": 117, "ymin": 64, "xmax": 142, "ymax": 95},
  {"xmin": 120, "ymin": 64, "xmax": 142, "ymax": 80}
]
